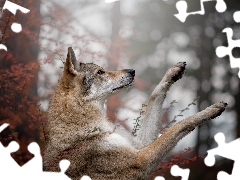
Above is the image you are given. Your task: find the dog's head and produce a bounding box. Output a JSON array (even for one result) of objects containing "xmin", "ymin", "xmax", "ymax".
[{"xmin": 60, "ymin": 47, "xmax": 135, "ymax": 100}]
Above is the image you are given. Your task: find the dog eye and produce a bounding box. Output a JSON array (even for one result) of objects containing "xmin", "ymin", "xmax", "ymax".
[{"xmin": 97, "ymin": 70, "xmax": 105, "ymax": 75}]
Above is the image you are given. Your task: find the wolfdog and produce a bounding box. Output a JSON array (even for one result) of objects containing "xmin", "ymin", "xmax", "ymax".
[{"xmin": 43, "ymin": 47, "xmax": 227, "ymax": 180}]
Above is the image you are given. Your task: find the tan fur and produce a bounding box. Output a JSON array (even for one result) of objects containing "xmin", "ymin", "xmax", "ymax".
[{"xmin": 43, "ymin": 47, "xmax": 227, "ymax": 180}]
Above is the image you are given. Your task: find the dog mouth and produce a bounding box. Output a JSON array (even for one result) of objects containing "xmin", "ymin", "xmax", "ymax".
[{"xmin": 112, "ymin": 79, "xmax": 134, "ymax": 92}]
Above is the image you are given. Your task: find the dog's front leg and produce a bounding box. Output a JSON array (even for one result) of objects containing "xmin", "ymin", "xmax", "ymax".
[
  {"xmin": 135, "ymin": 102, "xmax": 227, "ymax": 178},
  {"xmin": 136, "ymin": 62, "xmax": 186, "ymax": 146}
]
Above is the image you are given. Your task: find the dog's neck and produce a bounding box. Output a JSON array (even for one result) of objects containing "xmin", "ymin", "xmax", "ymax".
[
  {"xmin": 89, "ymin": 99, "xmax": 107, "ymax": 116},
  {"xmin": 47, "ymin": 87, "xmax": 114, "ymax": 137},
  {"xmin": 82, "ymin": 98, "xmax": 115, "ymax": 133}
]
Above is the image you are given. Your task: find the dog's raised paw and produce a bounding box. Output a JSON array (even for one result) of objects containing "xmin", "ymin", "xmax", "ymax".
[
  {"xmin": 167, "ymin": 62, "xmax": 187, "ymax": 83},
  {"xmin": 173, "ymin": 62, "xmax": 186, "ymax": 77},
  {"xmin": 207, "ymin": 101, "xmax": 227, "ymax": 119}
]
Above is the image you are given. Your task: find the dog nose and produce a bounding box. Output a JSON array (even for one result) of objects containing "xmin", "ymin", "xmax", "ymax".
[{"xmin": 124, "ymin": 69, "xmax": 135, "ymax": 76}]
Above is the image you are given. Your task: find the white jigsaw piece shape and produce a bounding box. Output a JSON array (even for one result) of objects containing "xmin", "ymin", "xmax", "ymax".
[
  {"xmin": 233, "ymin": 11, "xmax": 240, "ymax": 23},
  {"xmin": 171, "ymin": 165, "xmax": 190, "ymax": 180},
  {"xmin": 3, "ymin": 0, "xmax": 30, "ymax": 15},
  {"xmin": 0, "ymin": 123, "xmax": 23, "ymax": 178},
  {"xmin": 0, "ymin": 0, "xmax": 30, "ymax": 51},
  {"xmin": 154, "ymin": 165, "xmax": 189, "ymax": 180},
  {"xmin": 0, "ymin": 138, "xmax": 21, "ymax": 176},
  {"xmin": 154, "ymin": 176, "xmax": 165, "ymax": 180},
  {"xmin": 216, "ymin": 11, "xmax": 240, "ymax": 78},
  {"xmin": 204, "ymin": 132, "xmax": 240, "ymax": 180},
  {"xmin": 174, "ymin": 0, "xmax": 227, "ymax": 22},
  {"xmin": 0, "ymin": 123, "xmax": 92, "ymax": 180}
]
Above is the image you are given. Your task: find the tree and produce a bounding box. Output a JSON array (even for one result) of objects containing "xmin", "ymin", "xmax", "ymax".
[{"xmin": 0, "ymin": 0, "xmax": 41, "ymax": 165}]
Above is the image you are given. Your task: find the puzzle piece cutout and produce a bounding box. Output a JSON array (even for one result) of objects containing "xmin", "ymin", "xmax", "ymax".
[
  {"xmin": 174, "ymin": 0, "xmax": 227, "ymax": 22},
  {"xmin": 233, "ymin": 11, "xmax": 240, "ymax": 23},
  {"xmin": 204, "ymin": 132, "xmax": 240, "ymax": 180},
  {"xmin": 216, "ymin": 12, "xmax": 240, "ymax": 78},
  {"xmin": 0, "ymin": 123, "xmax": 92, "ymax": 180},
  {"xmin": 154, "ymin": 177, "xmax": 165, "ymax": 180},
  {"xmin": 0, "ymin": 0, "xmax": 30, "ymax": 51},
  {"xmin": 171, "ymin": 165, "xmax": 190, "ymax": 180},
  {"xmin": 154, "ymin": 165, "xmax": 190, "ymax": 180}
]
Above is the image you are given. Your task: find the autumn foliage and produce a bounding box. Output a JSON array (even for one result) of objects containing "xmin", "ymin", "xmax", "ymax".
[{"xmin": 0, "ymin": 0, "xmax": 43, "ymax": 165}]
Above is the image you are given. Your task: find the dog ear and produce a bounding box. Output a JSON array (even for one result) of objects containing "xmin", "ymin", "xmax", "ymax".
[{"xmin": 64, "ymin": 47, "xmax": 81, "ymax": 75}]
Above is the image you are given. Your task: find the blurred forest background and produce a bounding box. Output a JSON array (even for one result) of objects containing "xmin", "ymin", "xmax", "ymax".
[{"xmin": 0, "ymin": 0, "xmax": 240, "ymax": 179}]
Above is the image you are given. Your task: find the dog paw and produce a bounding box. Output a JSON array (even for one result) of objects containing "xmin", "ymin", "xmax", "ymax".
[
  {"xmin": 162, "ymin": 62, "xmax": 186, "ymax": 87},
  {"xmin": 207, "ymin": 101, "xmax": 228, "ymax": 119},
  {"xmin": 185, "ymin": 101, "xmax": 227, "ymax": 129},
  {"xmin": 170, "ymin": 62, "xmax": 186, "ymax": 82}
]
